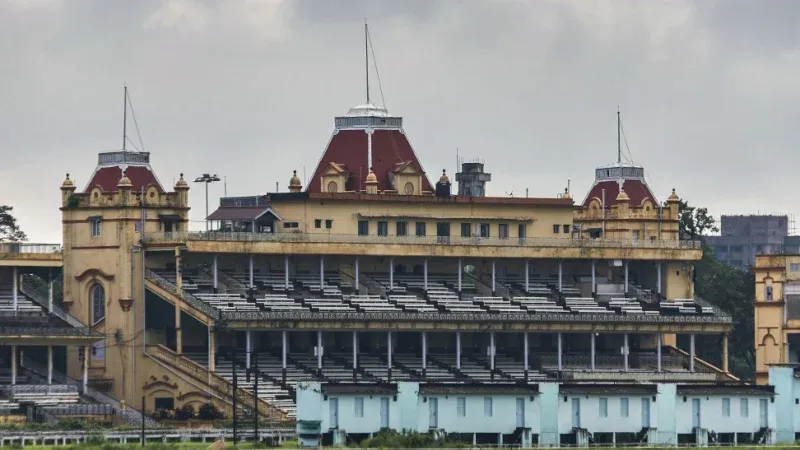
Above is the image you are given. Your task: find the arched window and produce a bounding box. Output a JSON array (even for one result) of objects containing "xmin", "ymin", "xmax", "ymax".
[{"xmin": 91, "ymin": 283, "xmax": 105, "ymax": 323}]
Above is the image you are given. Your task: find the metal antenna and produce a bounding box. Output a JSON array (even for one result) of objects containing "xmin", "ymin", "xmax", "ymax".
[
  {"xmin": 365, "ymin": 20, "xmax": 370, "ymax": 104},
  {"xmin": 122, "ymin": 84, "xmax": 128, "ymax": 151},
  {"xmin": 617, "ymin": 107, "xmax": 621, "ymax": 164}
]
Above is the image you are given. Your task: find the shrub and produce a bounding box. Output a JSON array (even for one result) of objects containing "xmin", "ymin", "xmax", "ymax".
[
  {"xmin": 173, "ymin": 404, "xmax": 195, "ymax": 420},
  {"xmin": 197, "ymin": 402, "xmax": 224, "ymax": 420}
]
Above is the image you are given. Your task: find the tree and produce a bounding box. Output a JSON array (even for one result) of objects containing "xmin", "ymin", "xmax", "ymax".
[
  {"xmin": 0, "ymin": 205, "xmax": 27, "ymax": 242},
  {"xmin": 675, "ymin": 200, "xmax": 718, "ymax": 240}
]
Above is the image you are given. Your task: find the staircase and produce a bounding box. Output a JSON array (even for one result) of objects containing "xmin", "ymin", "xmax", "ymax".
[
  {"xmin": 145, "ymin": 269, "xmax": 220, "ymax": 324},
  {"xmin": 19, "ymin": 275, "xmax": 86, "ymax": 328}
]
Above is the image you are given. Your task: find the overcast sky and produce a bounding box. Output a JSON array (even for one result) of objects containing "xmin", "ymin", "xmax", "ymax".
[{"xmin": 2, "ymin": 0, "xmax": 800, "ymax": 243}]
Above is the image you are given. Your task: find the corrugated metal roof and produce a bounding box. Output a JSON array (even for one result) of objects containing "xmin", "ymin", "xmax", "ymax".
[
  {"xmin": 419, "ymin": 384, "xmax": 539, "ymax": 395},
  {"xmin": 206, "ymin": 206, "xmax": 280, "ymax": 221},
  {"xmin": 322, "ymin": 384, "xmax": 397, "ymax": 395}
]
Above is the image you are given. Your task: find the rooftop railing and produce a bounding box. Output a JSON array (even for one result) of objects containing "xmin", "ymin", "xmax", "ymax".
[
  {"xmin": 145, "ymin": 231, "xmax": 702, "ymax": 250},
  {"xmin": 0, "ymin": 243, "xmax": 62, "ymax": 254}
]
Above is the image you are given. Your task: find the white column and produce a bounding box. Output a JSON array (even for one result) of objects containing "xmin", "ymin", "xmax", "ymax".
[
  {"xmin": 284, "ymin": 254, "xmax": 290, "ymax": 290},
  {"xmin": 491, "ymin": 259, "xmax": 496, "ymax": 293},
  {"xmin": 423, "ymin": 259, "xmax": 428, "ymax": 291},
  {"xmin": 623, "ymin": 334, "xmax": 629, "ymax": 372},
  {"xmin": 319, "ymin": 255, "xmax": 325, "ymax": 288},
  {"xmin": 10, "ymin": 345, "xmax": 17, "ymax": 385},
  {"xmin": 557, "ymin": 260, "xmax": 563, "ymax": 292},
  {"xmin": 422, "ymin": 332, "xmax": 427, "ymax": 370},
  {"xmin": 656, "ymin": 261, "xmax": 662, "ymax": 296},
  {"xmin": 389, "ymin": 257, "xmax": 394, "ymax": 291},
  {"xmin": 591, "ymin": 260, "xmax": 597, "ymax": 295},
  {"xmin": 352, "ymin": 331, "xmax": 358, "ymax": 369},
  {"xmin": 524, "ymin": 260, "xmax": 530, "ymax": 293},
  {"xmin": 387, "ymin": 332, "xmax": 393, "ymax": 369},
  {"xmin": 82, "ymin": 345, "xmax": 88, "ymax": 393},
  {"xmin": 489, "ymin": 331, "xmax": 496, "ymax": 371},
  {"xmin": 48, "ymin": 279, "xmax": 54, "ymax": 313},
  {"xmin": 245, "ymin": 331, "xmax": 252, "ymax": 369},
  {"xmin": 523, "ymin": 332, "xmax": 529, "ymax": 372},
  {"xmin": 355, "ymin": 257, "xmax": 360, "ymax": 293},
  {"xmin": 207, "ymin": 325, "xmax": 215, "ymax": 376},
  {"xmin": 12, "ymin": 266, "xmax": 18, "ymax": 312},
  {"xmin": 590, "ymin": 333, "xmax": 596, "ymax": 371},
  {"xmin": 624, "ymin": 261, "xmax": 629, "ymax": 294},
  {"xmin": 47, "ymin": 346, "xmax": 53, "ymax": 385},
  {"xmin": 249, "ymin": 254, "xmax": 254, "ymax": 288},
  {"xmin": 317, "ymin": 331, "xmax": 323, "ymax": 370},
  {"xmin": 689, "ymin": 333, "xmax": 695, "ymax": 372},
  {"xmin": 457, "ymin": 258, "xmax": 463, "ymax": 292},
  {"xmin": 657, "ymin": 333, "xmax": 662, "ymax": 372},
  {"xmin": 212, "ymin": 254, "xmax": 218, "ymax": 291},
  {"xmin": 557, "ymin": 333, "xmax": 563, "ymax": 371},
  {"xmin": 281, "ymin": 331, "xmax": 287, "ymax": 369},
  {"xmin": 456, "ymin": 331, "xmax": 462, "ymax": 370}
]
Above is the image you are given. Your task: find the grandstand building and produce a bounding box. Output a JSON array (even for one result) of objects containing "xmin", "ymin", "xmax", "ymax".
[{"xmin": 6, "ymin": 95, "xmax": 795, "ymax": 445}]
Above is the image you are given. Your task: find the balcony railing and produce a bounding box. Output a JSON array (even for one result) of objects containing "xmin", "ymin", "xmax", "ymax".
[
  {"xmin": 145, "ymin": 231, "xmax": 701, "ymax": 250},
  {"xmin": 0, "ymin": 243, "xmax": 62, "ymax": 254}
]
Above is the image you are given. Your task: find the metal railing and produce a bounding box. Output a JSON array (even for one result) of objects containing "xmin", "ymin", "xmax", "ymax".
[
  {"xmin": 20, "ymin": 275, "xmax": 86, "ymax": 328},
  {"xmin": 20, "ymin": 357, "xmax": 159, "ymax": 427},
  {"xmin": 0, "ymin": 326, "xmax": 100, "ymax": 337},
  {"xmin": 145, "ymin": 268, "xmax": 221, "ymax": 320},
  {"xmin": 0, "ymin": 384, "xmax": 78, "ymax": 395},
  {"xmin": 41, "ymin": 403, "xmax": 114, "ymax": 416},
  {"xmin": 145, "ymin": 231, "xmax": 702, "ymax": 250},
  {"xmin": 0, "ymin": 242, "xmax": 62, "ymax": 254}
]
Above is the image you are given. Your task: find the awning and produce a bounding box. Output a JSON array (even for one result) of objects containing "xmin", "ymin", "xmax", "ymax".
[
  {"xmin": 322, "ymin": 384, "xmax": 397, "ymax": 395},
  {"xmin": 419, "ymin": 383, "xmax": 539, "ymax": 395},
  {"xmin": 357, "ymin": 213, "xmax": 534, "ymax": 222},
  {"xmin": 206, "ymin": 206, "xmax": 282, "ymax": 222}
]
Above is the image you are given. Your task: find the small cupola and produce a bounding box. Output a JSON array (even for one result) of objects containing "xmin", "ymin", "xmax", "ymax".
[
  {"xmin": 117, "ymin": 171, "xmax": 133, "ymax": 190},
  {"xmin": 174, "ymin": 173, "xmax": 189, "ymax": 190},
  {"xmin": 289, "ymin": 170, "xmax": 302, "ymax": 193},
  {"xmin": 616, "ymin": 188, "xmax": 630, "ymax": 202},
  {"xmin": 61, "ymin": 173, "xmax": 75, "ymax": 190},
  {"xmin": 435, "ymin": 169, "xmax": 452, "ymax": 198},
  {"xmin": 667, "ymin": 188, "xmax": 680, "ymax": 203},
  {"xmin": 365, "ymin": 168, "xmax": 379, "ymax": 194}
]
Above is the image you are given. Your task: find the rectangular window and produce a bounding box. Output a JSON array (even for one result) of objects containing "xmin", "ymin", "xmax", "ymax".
[
  {"xmin": 791, "ymin": 263, "xmax": 800, "ymax": 272},
  {"xmin": 282, "ymin": 222, "xmax": 299, "ymax": 229},
  {"xmin": 457, "ymin": 397, "xmax": 466, "ymax": 417},
  {"xmin": 325, "ymin": 219, "xmax": 333, "ymax": 229},
  {"xmin": 620, "ymin": 398, "xmax": 629, "ymax": 418},
  {"xmin": 599, "ymin": 398, "xmax": 608, "ymax": 417},
  {"xmin": 765, "ymin": 285, "xmax": 773, "ymax": 302},
  {"xmin": 377, "ymin": 221, "xmax": 388, "ymax": 236},
  {"xmin": 314, "ymin": 219, "xmax": 322, "ymax": 229},
  {"xmin": 396, "ymin": 221, "xmax": 408, "ymax": 236},
  {"xmin": 740, "ymin": 398, "xmax": 749, "ymax": 418},
  {"xmin": 358, "ymin": 220, "xmax": 369, "ymax": 236},
  {"xmin": 499, "ymin": 223, "xmax": 509, "ymax": 239},
  {"xmin": 479, "ymin": 223, "xmax": 490, "ymax": 237},
  {"xmin": 90, "ymin": 219, "xmax": 102, "ymax": 237},
  {"xmin": 354, "ymin": 397, "xmax": 364, "ymax": 418},
  {"xmin": 722, "ymin": 398, "xmax": 731, "ymax": 417},
  {"xmin": 461, "ymin": 223, "xmax": 471, "ymax": 238},
  {"xmin": 134, "ymin": 221, "xmax": 142, "ymax": 234},
  {"xmin": 154, "ymin": 397, "xmax": 174, "ymax": 410},
  {"xmin": 518, "ymin": 224, "xmax": 527, "ymax": 240},
  {"xmin": 415, "ymin": 222, "xmax": 426, "ymax": 237},
  {"xmin": 563, "ymin": 224, "xmax": 571, "ymax": 234},
  {"xmin": 553, "ymin": 224, "xmax": 560, "ymax": 234},
  {"xmin": 484, "ymin": 397, "xmax": 493, "ymax": 417}
]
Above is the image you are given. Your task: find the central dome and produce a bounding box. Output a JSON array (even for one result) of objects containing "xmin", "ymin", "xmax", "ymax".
[{"xmin": 343, "ymin": 102, "xmax": 392, "ymax": 118}]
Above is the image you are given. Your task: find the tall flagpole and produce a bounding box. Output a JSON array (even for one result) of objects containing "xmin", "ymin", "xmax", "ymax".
[
  {"xmin": 365, "ymin": 21, "xmax": 370, "ymax": 104},
  {"xmin": 122, "ymin": 84, "xmax": 128, "ymax": 151},
  {"xmin": 617, "ymin": 107, "xmax": 621, "ymax": 164}
]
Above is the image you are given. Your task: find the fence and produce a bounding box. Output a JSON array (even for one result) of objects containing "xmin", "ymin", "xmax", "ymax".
[{"xmin": 0, "ymin": 243, "xmax": 62, "ymax": 254}]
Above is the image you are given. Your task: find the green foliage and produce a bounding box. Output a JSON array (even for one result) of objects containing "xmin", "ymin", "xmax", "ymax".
[
  {"xmin": 197, "ymin": 402, "xmax": 224, "ymax": 420},
  {"xmin": 357, "ymin": 429, "xmax": 469, "ymax": 448},
  {"xmin": 0, "ymin": 205, "xmax": 27, "ymax": 242},
  {"xmin": 675, "ymin": 200, "xmax": 718, "ymax": 240}
]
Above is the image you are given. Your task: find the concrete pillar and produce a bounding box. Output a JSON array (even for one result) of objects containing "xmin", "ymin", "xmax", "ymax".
[
  {"xmin": 457, "ymin": 258, "xmax": 462, "ymax": 292},
  {"xmin": 591, "ymin": 260, "xmax": 597, "ymax": 295},
  {"xmin": 557, "ymin": 333, "xmax": 563, "ymax": 371},
  {"xmin": 422, "ymin": 332, "xmax": 427, "ymax": 370},
  {"xmin": 352, "ymin": 331, "xmax": 358, "ymax": 369},
  {"xmin": 212, "ymin": 254, "xmax": 218, "ymax": 291},
  {"xmin": 387, "ymin": 332, "xmax": 393, "ymax": 369},
  {"xmin": 246, "ymin": 331, "xmax": 252, "ymax": 369},
  {"xmin": 10, "ymin": 345, "xmax": 16, "ymax": 385},
  {"xmin": 657, "ymin": 333, "xmax": 662, "ymax": 372},
  {"xmin": 656, "ymin": 261, "xmax": 662, "ymax": 296},
  {"xmin": 284, "ymin": 254, "xmax": 290, "ymax": 290},
  {"xmin": 249, "ymin": 254, "xmax": 254, "ymax": 288},
  {"xmin": 281, "ymin": 331, "xmax": 287, "ymax": 369},
  {"xmin": 208, "ymin": 326, "xmax": 216, "ymax": 372},
  {"xmin": 489, "ymin": 331, "xmax": 496, "ymax": 371},
  {"xmin": 623, "ymin": 334, "xmax": 629, "ymax": 372},
  {"xmin": 12, "ymin": 266, "xmax": 18, "ymax": 312},
  {"xmin": 319, "ymin": 255, "xmax": 325, "ymax": 288},
  {"xmin": 590, "ymin": 333, "xmax": 596, "ymax": 371},
  {"xmin": 624, "ymin": 260, "xmax": 629, "ymax": 294},
  {"xmin": 389, "ymin": 257, "xmax": 394, "ymax": 291},
  {"xmin": 491, "ymin": 259, "xmax": 496, "ymax": 293},
  {"xmin": 317, "ymin": 331, "xmax": 323, "ymax": 370},
  {"xmin": 48, "ymin": 278, "xmax": 54, "ymax": 313},
  {"xmin": 557, "ymin": 260, "xmax": 563, "ymax": 292},
  {"xmin": 423, "ymin": 259, "xmax": 428, "ymax": 291},
  {"xmin": 524, "ymin": 260, "xmax": 530, "ymax": 293},
  {"xmin": 722, "ymin": 333, "xmax": 729, "ymax": 373},
  {"xmin": 175, "ymin": 248, "xmax": 183, "ymax": 354},
  {"xmin": 456, "ymin": 331, "xmax": 461, "ymax": 370},
  {"xmin": 82, "ymin": 345, "xmax": 89, "ymax": 393},
  {"xmin": 354, "ymin": 257, "xmax": 360, "ymax": 293},
  {"xmin": 689, "ymin": 334, "xmax": 695, "ymax": 372},
  {"xmin": 523, "ymin": 332, "xmax": 529, "ymax": 373},
  {"xmin": 47, "ymin": 346, "xmax": 53, "ymax": 385}
]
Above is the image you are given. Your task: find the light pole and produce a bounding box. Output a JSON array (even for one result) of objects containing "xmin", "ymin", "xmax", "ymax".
[{"xmin": 194, "ymin": 174, "xmax": 220, "ymax": 232}]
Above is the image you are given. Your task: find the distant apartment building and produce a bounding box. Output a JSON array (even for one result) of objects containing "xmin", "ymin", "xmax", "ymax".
[{"xmin": 704, "ymin": 215, "xmax": 791, "ymax": 270}]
